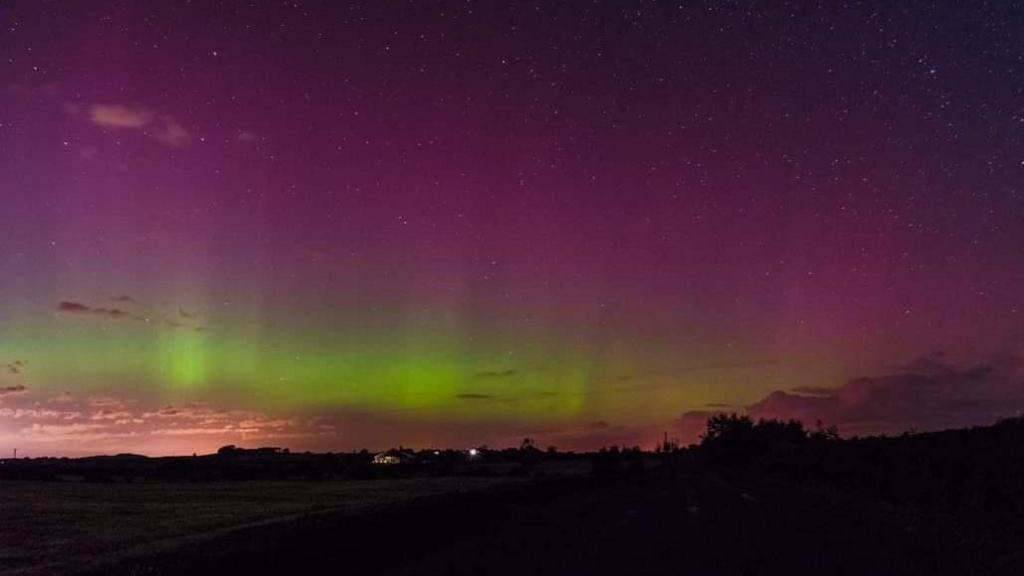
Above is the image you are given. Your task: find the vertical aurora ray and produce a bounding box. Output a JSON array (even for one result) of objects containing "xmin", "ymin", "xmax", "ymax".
[{"xmin": 157, "ymin": 328, "xmax": 208, "ymax": 390}]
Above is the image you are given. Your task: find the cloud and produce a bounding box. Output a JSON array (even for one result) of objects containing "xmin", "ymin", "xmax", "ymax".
[
  {"xmin": 0, "ymin": 394, "xmax": 330, "ymax": 456},
  {"xmin": 474, "ymin": 369, "xmax": 517, "ymax": 379},
  {"xmin": 677, "ymin": 410, "xmax": 725, "ymax": 443},
  {"xmin": 0, "ymin": 385, "xmax": 27, "ymax": 397},
  {"xmin": 57, "ymin": 301, "xmax": 91, "ymax": 313},
  {"xmin": 455, "ymin": 393, "xmax": 496, "ymax": 400},
  {"xmin": 90, "ymin": 104, "xmax": 153, "ymax": 129},
  {"xmin": 746, "ymin": 350, "xmax": 1024, "ymax": 436},
  {"xmin": 56, "ymin": 298, "xmax": 201, "ymax": 328},
  {"xmin": 787, "ymin": 386, "xmax": 834, "ymax": 397},
  {"xmin": 589, "ymin": 420, "xmax": 610, "ymax": 430},
  {"xmin": 91, "ymin": 410, "xmax": 135, "ymax": 421},
  {"xmin": 154, "ymin": 117, "xmax": 190, "ymax": 147},
  {"xmin": 51, "ymin": 392, "xmax": 74, "ymax": 404},
  {"xmin": 141, "ymin": 403, "xmax": 236, "ymax": 422},
  {"xmin": 88, "ymin": 396, "xmax": 131, "ymax": 409},
  {"xmin": 93, "ymin": 307, "xmax": 130, "ymax": 318},
  {"xmin": 56, "ymin": 301, "xmax": 131, "ymax": 319},
  {"xmin": 86, "ymin": 103, "xmax": 189, "ymax": 147},
  {"xmin": 142, "ymin": 406, "xmax": 181, "ymax": 418},
  {"xmin": 8, "ymin": 83, "xmax": 60, "ymax": 100},
  {"xmin": 112, "ymin": 295, "xmax": 134, "ymax": 303},
  {"xmin": 0, "ymin": 407, "xmax": 80, "ymax": 420},
  {"xmin": 153, "ymin": 306, "xmax": 204, "ymax": 330},
  {"xmin": 3, "ymin": 360, "xmax": 24, "ymax": 375},
  {"xmin": 23, "ymin": 423, "xmax": 112, "ymax": 437}
]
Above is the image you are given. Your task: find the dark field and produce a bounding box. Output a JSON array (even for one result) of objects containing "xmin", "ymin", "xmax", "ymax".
[
  {"xmin": 93, "ymin": 475, "xmax": 973, "ymax": 576},
  {"xmin": 5, "ymin": 416, "xmax": 1024, "ymax": 575},
  {"xmin": 0, "ymin": 477, "xmax": 520, "ymax": 575},
  {"xmin": 0, "ymin": 471, "xmax": 1015, "ymax": 576}
]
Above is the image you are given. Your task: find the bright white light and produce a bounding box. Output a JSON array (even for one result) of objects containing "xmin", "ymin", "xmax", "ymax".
[{"xmin": 468, "ymin": 448, "xmax": 478, "ymax": 456}]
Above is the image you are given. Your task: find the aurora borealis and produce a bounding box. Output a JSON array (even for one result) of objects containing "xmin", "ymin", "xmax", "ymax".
[{"xmin": 2, "ymin": 1, "xmax": 1023, "ymax": 456}]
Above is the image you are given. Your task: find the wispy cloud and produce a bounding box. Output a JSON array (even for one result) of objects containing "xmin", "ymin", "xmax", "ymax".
[
  {"xmin": 56, "ymin": 299, "xmax": 204, "ymax": 330},
  {"xmin": 85, "ymin": 103, "xmax": 190, "ymax": 147},
  {"xmin": 88, "ymin": 396, "xmax": 132, "ymax": 409},
  {"xmin": 0, "ymin": 393, "xmax": 331, "ymax": 456},
  {"xmin": 154, "ymin": 117, "xmax": 190, "ymax": 147},
  {"xmin": 93, "ymin": 307, "xmax": 130, "ymax": 318},
  {"xmin": 474, "ymin": 369, "xmax": 517, "ymax": 379},
  {"xmin": 677, "ymin": 410, "xmax": 725, "ymax": 443},
  {"xmin": 787, "ymin": 386, "xmax": 834, "ymax": 397},
  {"xmin": 56, "ymin": 301, "xmax": 91, "ymax": 313},
  {"xmin": 455, "ymin": 393, "xmax": 496, "ymax": 400},
  {"xmin": 57, "ymin": 301, "xmax": 132, "ymax": 319},
  {"xmin": 0, "ymin": 385, "xmax": 27, "ymax": 397},
  {"xmin": 3, "ymin": 360, "xmax": 25, "ymax": 375},
  {"xmin": 91, "ymin": 410, "xmax": 136, "ymax": 422},
  {"xmin": 0, "ymin": 406, "xmax": 80, "ymax": 420},
  {"xmin": 89, "ymin": 104, "xmax": 153, "ymax": 128},
  {"xmin": 50, "ymin": 392, "xmax": 74, "ymax": 404}
]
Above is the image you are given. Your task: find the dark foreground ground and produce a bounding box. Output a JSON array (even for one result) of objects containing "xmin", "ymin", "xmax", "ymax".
[
  {"xmin": 31, "ymin": 471, "xmax": 1014, "ymax": 576},
  {"xmin": 0, "ymin": 477, "xmax": 519, "ymax": 575},
  {"xmin": 8, "ymin": 415, "xmax": 1024, "ymax": 575}
]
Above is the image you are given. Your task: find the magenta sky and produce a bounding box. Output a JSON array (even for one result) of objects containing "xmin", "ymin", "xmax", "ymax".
[{"xmin": 1, "ymin": 1, "xmax": 1023, "ymax": 456}]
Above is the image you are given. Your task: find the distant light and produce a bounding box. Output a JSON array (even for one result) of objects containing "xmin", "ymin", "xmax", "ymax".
[{"xmin": 468, "ymin": 448, "xmax": 478, "ymax": 456}]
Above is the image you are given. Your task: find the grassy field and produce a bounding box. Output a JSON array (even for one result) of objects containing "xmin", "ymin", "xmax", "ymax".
[
  {"xmin": 3, "ymin": 468, "xmax": 1010, "ymax": 576},
  {"xmin": 0, "ymin": 477, "xmax": 519, "ymax": 575},
  {"xmin": 64, "ymin": 472, "xmax": 990, "ymax": 576}
]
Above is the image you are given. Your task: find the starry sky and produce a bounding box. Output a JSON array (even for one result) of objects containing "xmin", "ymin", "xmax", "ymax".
[{"xmin": 2, "ymin": 1, "xmax": 1023, "ymax": 456}]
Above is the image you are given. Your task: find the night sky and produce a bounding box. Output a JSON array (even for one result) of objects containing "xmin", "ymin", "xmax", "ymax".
[{"xmin": 2, "ymin": 1, "xmax": 1023, "ymax": 456}]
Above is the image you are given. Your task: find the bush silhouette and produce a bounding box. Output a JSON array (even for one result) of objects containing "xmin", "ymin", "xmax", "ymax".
[{"xmin": 699, "ymin": 413, "xmax": 823, "ymax": 469}]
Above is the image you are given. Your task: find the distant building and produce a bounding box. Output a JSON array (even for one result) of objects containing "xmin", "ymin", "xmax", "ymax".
[{"xmin": 373, "ymin": 448, "xmax": 416, "ymax": 465}]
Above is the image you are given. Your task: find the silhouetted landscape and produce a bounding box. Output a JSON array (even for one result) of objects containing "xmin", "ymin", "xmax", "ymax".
[{"xmin": 4, "ymin": 415, "xmax": 1024, "ymax": 575}]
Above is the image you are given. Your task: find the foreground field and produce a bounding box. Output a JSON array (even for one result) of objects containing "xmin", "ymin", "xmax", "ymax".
[
  {"xmin": 0, "ymin": 477, "xmax": 519, "ymax": 575},
  {"xmin": 71, "ymin": 473, "xmax": 1002, "ymax": 576},
  {"xmin": 4, "ymin": 470, "xmax": 1022, "ymax": 576}
]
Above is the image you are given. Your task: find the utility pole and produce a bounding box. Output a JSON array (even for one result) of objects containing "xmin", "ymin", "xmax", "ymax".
[{"xmin": 12, "ymin": 448, "xmax": 16, "ymax": 459}]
